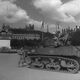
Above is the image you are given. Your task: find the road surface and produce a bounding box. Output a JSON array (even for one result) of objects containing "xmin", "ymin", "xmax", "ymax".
[{"xmin": 0, "ymin": 53, "xmax": 80, "ymax": 80}]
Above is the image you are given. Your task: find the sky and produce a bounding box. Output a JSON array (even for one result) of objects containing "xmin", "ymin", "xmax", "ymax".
[{"xmin": 0, "ymin": 0, "xmax": 80, "ymax": 32}]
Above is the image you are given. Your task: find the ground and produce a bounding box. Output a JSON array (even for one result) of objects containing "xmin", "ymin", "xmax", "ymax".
[{"xmin": 0, "ymin": 53, "xmax": 80, "ymax": 80}]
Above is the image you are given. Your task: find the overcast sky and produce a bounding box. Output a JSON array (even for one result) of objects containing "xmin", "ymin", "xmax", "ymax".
[{"xmin": 0, "ymin": 0, "xmax": 80, "ymax": 32}]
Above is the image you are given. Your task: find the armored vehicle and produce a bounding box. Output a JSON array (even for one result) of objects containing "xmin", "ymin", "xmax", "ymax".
[
  {"xmin": 21, "ymin": 32, "xmax": 80, "ymax": 74},
  {"xmin": 24, "ymin": 46, "xmax": 80, "ymax": 74}
]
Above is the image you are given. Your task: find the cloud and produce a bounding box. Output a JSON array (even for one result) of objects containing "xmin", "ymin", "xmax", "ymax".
[
  {"xmin": 0, "ymin": 0, "xmax": 43, "ymax": 30},
  {"xmin": 0, "ymin": 0, "xmax": 30, "ymax": 23},
  {"xmin": 33, "ymin": 0, "xmax": 80, "ymax": 23},
  {"xmin": 59, "ymin": 0, "xmax": 80, "ymax": 22},
  {"xmin": 0, "ymin": 0, "xmax": 16, "ymax": 2}
]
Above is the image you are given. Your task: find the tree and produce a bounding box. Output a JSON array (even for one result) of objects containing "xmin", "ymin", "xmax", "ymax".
[{"xmin": 71, "ymin": 30, "xmax": 80, "ymax": 46}]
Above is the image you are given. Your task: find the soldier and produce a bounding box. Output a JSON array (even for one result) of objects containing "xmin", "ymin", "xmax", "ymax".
[{"xmin": 17, "ymin": 47, "xmax": 26, "ymax": 67}]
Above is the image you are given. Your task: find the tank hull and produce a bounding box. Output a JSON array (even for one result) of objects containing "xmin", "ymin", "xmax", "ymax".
[{"xmin": 22, "ymin": 46, "xmax": 80, "ymax": 74}]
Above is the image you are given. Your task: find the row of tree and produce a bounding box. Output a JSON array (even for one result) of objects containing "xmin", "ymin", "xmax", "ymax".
[
  {"xmin": 10, "ymin": 39, "xmax": 41, "ymax": 49},
  {"xmin": 71, "ymin": 29, "xmax": 80, "ymax": 46}
]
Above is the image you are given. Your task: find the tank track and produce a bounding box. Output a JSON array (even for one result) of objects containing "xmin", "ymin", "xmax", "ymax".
[{"xmin": 25, "ymin": 55, "xmax": 80, "ymax": 74}]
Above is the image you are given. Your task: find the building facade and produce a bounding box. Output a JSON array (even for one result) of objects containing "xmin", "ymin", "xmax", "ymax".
[
  {"xmin": 0, "ymin": 24, "xmax": 54, "ymax": 49},
  {"xmin": 0, "ymin": 24, "xmax": 42, "ymax": 49}
]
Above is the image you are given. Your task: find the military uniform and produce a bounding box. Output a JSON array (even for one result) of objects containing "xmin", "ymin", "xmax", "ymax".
[{"xmin": 17, "ymin": 48, "xmax": 26, "ymax": 67}]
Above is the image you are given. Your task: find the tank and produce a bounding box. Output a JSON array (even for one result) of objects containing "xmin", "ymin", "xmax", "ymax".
[
  {"xmin": 24, "ymin": 46, "xmax": 80, "ymax": 74},
  {"xmin": 20, "ymin": 32, "xmax": 80, "ymax": 74}
]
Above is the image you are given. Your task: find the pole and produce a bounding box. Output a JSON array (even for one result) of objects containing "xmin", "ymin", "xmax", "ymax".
[
  {"xmin": 41, "ymin": 21, "xmax": 44, "ymax": 41},
  {"xmin": 47, "ymin": 24, "xmax": 49, "ymax": 33}
]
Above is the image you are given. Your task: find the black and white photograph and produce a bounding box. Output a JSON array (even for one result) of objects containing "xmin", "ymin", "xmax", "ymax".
[{"xmin": 0, "ymin": 0, "xmax": 80, "ymax": 80}]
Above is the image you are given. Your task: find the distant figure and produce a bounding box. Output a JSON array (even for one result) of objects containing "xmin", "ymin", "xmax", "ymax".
[{"xmin": 17, "ymin": 48, "xmax": 26, "ymax": 67}]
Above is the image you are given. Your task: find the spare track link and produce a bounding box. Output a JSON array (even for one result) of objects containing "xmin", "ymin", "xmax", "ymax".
[{"xmin": 25, "ymin": 55, "xmax": 80, "ymax": 74}]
